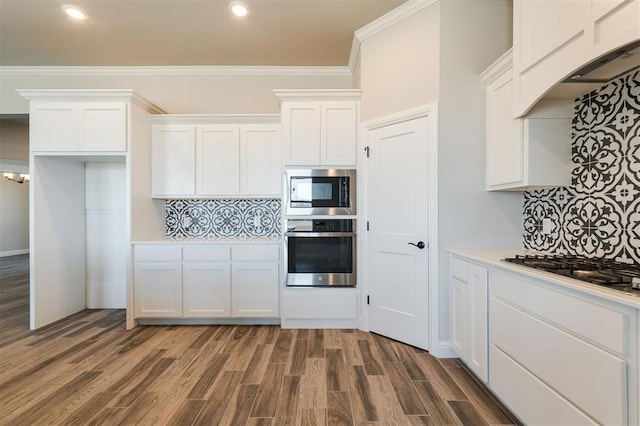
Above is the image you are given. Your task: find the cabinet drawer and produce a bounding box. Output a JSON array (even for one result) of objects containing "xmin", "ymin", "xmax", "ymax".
[
  {"xmin": 449, "ymin": 256, "xmax": 467, "ymax": 281},
  {"xmin": 490, "ymin": 345, "xmax": 596, "ymax": 425},
  {"xmin": 492, "ymin": 270, "xmax": 629, "ymax": 355},
  {"xmin": 134, "ymin": 245, "xmax": 182, "ymax": 262},
  {"xmin": 491, "ymin": 298, "xmax": 627, "ymax": 425},
  {"xmin": 283, "ymin": 291, "xmax": 357, "ymax": 320},
  {"xmin": 232, "ymin": 244, "xmax": 280, "ymax": 261},
  {"xmin": 183, "ymin": 245, "xmax": 231, "ymax": 262}
]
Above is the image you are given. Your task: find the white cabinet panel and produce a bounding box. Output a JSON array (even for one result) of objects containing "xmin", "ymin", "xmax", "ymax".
[
  {"xmin": 29, "ymin": 101, "xmax": 127, "ymax": 152},
  {"xmin": 490, "ymin": 345, "xmax": 597, "ymax": 425},
  {"xmin": 492, "ymin": 298, "xmax": 627, "ymax": 425},
  {"xmin": 482, "ymin": 51, "xmax": 571, "ymax": 191},
  {"xmin": 134, "ymin": 262, "xmax": 182, "ymax": 318},
  {"xmin": 282, "ymin": 290, "xmax": 357, "ymax": 320},
  {"xmin": 183, "ymin": 261, "xmax": 231, "ymax": 317},
  {"xmin": 151, "ymin": 125, "xmax": 196, "ymax": 197},
  {"xmin": 197, "ymin": 125, "xmax": 240, "ymax": 196},
  {"xmin": 282, "ymin": 103, "xmax": 321, "ymax": 165},
  {"xmin": 276, "ymin": 91, "xmax": 360, "ymax": 167},
  {"xmin": 449, "ymin": 275, "xmax": 467, "ymax": 360},
  {"xmin": 241, "ymin": 125, "xmax": 282, "ymax": 196},
  {"xmin": 321, "ymin": 102, "xmax": 358, "ymax": 166},
  {"xmin": 151, "ymin": 121, "xmax": 281, "ymax": 198},
  {"xmin": 232, "ymin": 262, "xmax": 279, "ymax": 318},
  {"xmin": 467, "ymin": 264, "xmax": 488, "ymax": 381},
  {"xmin": 30, "ymin": 102, "xmax": 77, "ymax": 151},
  {"xmin": 80, "ymin": 103, "xmax": 127, "ymax": 151}
]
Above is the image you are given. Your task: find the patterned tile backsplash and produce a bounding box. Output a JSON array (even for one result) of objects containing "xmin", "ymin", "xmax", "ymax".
[
  {"xmin": 524, "ymin": 69, "xmax": 640, "ymax": 263},
  {"xmin": 166, "ymin": 199, "xmax": 281, "ymax": 238}
]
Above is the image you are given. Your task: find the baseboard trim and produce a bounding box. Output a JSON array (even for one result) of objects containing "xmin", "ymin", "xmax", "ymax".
[
  {"xmin": 433, "ymin": 341, "xmax": 458, "ymax": 358},
  {"xmin": 0, "ymin": 249, "xmax": 29, "ymax": 258}
]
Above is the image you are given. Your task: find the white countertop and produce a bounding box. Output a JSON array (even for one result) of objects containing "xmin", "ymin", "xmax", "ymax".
[
  {"xmin": 448, "ymin": 248, "xmax": 640, "ymax": 309},
  {"xmin": 133, "ymin": 236, "xmax": 282, "ymax": 244}
]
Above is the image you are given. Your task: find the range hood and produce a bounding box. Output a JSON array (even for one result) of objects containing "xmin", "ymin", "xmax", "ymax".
[
  {"xmin": 544, "ymin": 39, "xmax": 640, "ymax": 100},
  {"xmin": 563, "ymin": 39, "xmax": 640, "ymax": 83}
]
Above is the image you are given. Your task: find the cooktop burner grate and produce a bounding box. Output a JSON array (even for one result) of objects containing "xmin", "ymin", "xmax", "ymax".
[{"xmin": 503, "ymin": 254, "xmax": 640, "ymax": 296}]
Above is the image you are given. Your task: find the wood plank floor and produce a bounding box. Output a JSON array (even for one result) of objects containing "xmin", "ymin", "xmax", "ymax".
[{"xmin": 0, "ymin": 254, "xmax": 518, "ymax": 425}]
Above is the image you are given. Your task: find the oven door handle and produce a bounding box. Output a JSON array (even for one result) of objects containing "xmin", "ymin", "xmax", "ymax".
[{"xmin": 285, "ymin": 232, "xmax": 356, "ymax": 237}]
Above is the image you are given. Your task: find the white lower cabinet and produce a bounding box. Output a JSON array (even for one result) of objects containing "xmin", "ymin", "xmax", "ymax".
[
  {"xmin": 489, "ymin": 269, "xmax": 637, "ymax": 425},
  {"xmin": 134, "ymin": 243, "xmax": 279, "ymax": 320},
  {"xmin": 448, "ymin": 256, "xmax": 488, "ymax": 382}
]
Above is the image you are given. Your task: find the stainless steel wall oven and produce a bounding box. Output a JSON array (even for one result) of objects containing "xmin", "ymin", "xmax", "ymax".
[
  {"xmin": 284, "ymin": 219, "xmax": 356, "ymax": 287},
  {"xmin": 284, "ymin": 168, "xmax": 356, "ymax": 216}
]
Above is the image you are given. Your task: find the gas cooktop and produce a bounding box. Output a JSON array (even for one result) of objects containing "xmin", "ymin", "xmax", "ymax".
[{"xmin": 503, "ymin": 254, "xmax": 640, "ymax": 297}]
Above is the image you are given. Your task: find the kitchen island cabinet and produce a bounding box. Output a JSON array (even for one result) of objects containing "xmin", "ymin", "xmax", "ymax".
[
  {"xmin": 133, "ymin": 242, "xmax": 280, "ymax": 322},
  {"xmin": 274, "ymin": 90, "xmax": 361, "ymax": 167},
  {"xmin": 150, "ymin": 116, "xmax": 281, "ymax": 198},
  {"xmin": 448, "ymin": 249, "xmax": 639, "ymax": 426}
]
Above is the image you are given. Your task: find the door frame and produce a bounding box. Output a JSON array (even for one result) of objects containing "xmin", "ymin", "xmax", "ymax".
[{"xmin": 358, "ymin": 103, "xmax": 440, "ymax": 354}]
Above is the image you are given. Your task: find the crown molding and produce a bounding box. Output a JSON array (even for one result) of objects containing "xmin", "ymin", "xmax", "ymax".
[
  {"xmin": 149, "ymin": 114, "xmax": 281, "ymax": 125},
  {"xmin": 479, "ymin": 48, "xmax": 513, "ymax": 84},
  {"xmin": 273, "ymin": 89, "xmax": 362, "ymax": 104},
  {"xmin": 348, "ymin": 0, "xmax": 436, "ymax": 74},
  {"xmin": 16, "ymin": 89, "xmax": 166, "ymax": 114},
  {"xmin": 1, "ymin": 66, "xmax": 352, "ymax": 77}
]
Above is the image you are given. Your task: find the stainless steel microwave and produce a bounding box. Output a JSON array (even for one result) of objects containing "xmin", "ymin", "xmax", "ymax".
[{"xmin": 284, "ymin": 168, "xmax": 356, "ymax": 216}]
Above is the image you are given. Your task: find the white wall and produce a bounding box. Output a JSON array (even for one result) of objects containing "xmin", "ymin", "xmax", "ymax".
[
  {"xmin": 358, "ymin": 0, "xmax": 522, "ymax": 349},
  {"xmin": 0, "ymin": 71, "xmax": 353, "ymax": 114},
  {"xmin": 0, "ymin": 120, "xmax": 29, "ymax": 256}
]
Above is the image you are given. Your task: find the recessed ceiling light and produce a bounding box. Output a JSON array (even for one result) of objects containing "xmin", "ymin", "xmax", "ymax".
[
  {"xmin": 62, "ymin": 4, "xmax": 88, "ymax": 21},
  {"xmin": 229, "ymin": 1, "xmax": 249, "ymax": 17}
]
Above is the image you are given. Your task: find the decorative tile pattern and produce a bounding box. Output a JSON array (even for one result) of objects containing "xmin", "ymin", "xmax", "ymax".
[
  {"xmin": 524, "ymin": 69, "xmax": 640, "ymax": 263},
  {"xmin": 166, "ymin": 199, "xmax": 281, "ymax": 238}
]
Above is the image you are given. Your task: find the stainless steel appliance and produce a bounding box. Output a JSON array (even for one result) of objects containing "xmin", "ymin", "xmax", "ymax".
[
  {"xmin": 285, "ymin": 218, "xmax": 356, "ymax": 287},
  {"xmin": 503, "ymin": 254, "xmax": 640, "ymax": 297},
  {"xmin": 284, "ymin": 168, "xmax": 356, "ymax": 216}
]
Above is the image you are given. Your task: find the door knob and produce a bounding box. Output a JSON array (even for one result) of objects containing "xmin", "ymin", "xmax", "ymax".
[{"xmin": 408, "ymin": 241, "xmax": 425, "ymax": 249}]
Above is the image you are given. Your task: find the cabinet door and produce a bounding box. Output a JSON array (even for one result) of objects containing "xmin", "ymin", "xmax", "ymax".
[
  {"xmin": 197, "ymin": 125, "xmax": 240, "ymax": 196},
  {"xmin": 151, "ymin": 125, "xmax": 196, "ymax": 197},
  {"xmin": 467, "ymin": 264, "xmax": 488, "ymax": 382},
  {"xmin": 231, "ymin": 262, "xmax": 279, "ymax": 317},
  {"xmin": 240, "ymin": 125, "xmax": 282, "ymax": 196},
  {"xmin": 134, "ymin": 262, "xmax": 182, "ymax": 318},
  {"xmin": 79, "ymin": 102, "xmax": 127, "ymax": 151},
  {"xmin": 486, "ymin": 70, "xmax": 524, "ymax": 189},
  {"xmin": 30, "ymin": 102, "xmax": 78, "ymax": 151},
  {"xmin": 183, "ymin": 261, "xmax": 231, "ymax": 318},
  {"xmin": 282, "ymin": 102, "xmax": 321, "ymax": 165},
  {"xmin": 321, "ymin": 101, "xmax": 358, "ymax": 166},
  {"xmin": 449, "ymin": 276, "xmax": 467, "ymax": 360}
]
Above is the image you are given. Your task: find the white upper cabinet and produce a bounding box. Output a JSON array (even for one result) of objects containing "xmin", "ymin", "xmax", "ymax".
[
  {"xmin": 152, "ymin": 125, "xmax": 196, "ymax": 197},
  {"xmin": 513, "ymin": 0, "xmax": 640, "ymax": 116},
  {"xmin": 19, "ymin": 89, "xmax": 165, "ymax": 153},
  {"xmin": 482, "ymin": 50, "xmax": 572, "ymax": 191},
  {"xmin": 241, "ymin": 125, "xmax": 282, "ymax": 196},
  {"xmin": 150, "ymin": 116, "xmax": 281, "ymax": 198},
  {"xmin": 197, "ymin": 125, "xmax": 240, "ymax": 196},
  {"xmin": 275, "ymin": 90, "xmax": 361, "ymax": 166}
]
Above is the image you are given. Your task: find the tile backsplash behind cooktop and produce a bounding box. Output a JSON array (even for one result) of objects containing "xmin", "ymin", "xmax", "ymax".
[{"xmin": 524, "ymin": 69, "xmax": 640, "ymax": 263}]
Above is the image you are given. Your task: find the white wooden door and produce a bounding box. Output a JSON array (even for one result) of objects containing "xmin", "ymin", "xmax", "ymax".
[
  {"xmin": 197, "ymin": 125, "xmax": 240, "ymax": 196},
  {"xmin": 321, "ymin": 101, "xmax": 358, "ymax": 166},
  {"xmin": 30, "ymin": 102, "xmax": 78, "ymax": 151},
  {"xmin": 240, "ymin": 124, "xmax": 282, "ymax": 196},
  {"xmin": 467, "ymin": 264, "xmax": 488, "ymax": 381},
  {"xmin": 151, "ymin": 124, "xmax": 195, "ymax": 197},
  {"xmin": 449, "ymin": 275, "xmax": 467, "ymax": 360},
  {"xmin": 367, "ymin": 117, "xmax": 430, "ymax": 350},
  {"xmin": 282, "ymin": 102, "xmax": 320, "ymax": 165},
  {"xmin": 134, "ymin": 262, "xmax": 182, "ymax": 318},
  {"xmin": 231, "ymin": 262, "xmax": 280, "ymax": 318},
  {"xmin": 79, "ymin": 102, "xmax": 127, "ymax": 151},
  {"xmin": 183, "ymin": 261, "xmax": 231, "ymax": 318}
]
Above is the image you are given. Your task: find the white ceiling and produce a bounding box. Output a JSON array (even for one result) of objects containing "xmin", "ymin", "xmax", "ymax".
[{"xmin": 0, "ymin": 0, "xmax": 406, "ymax": 67}]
